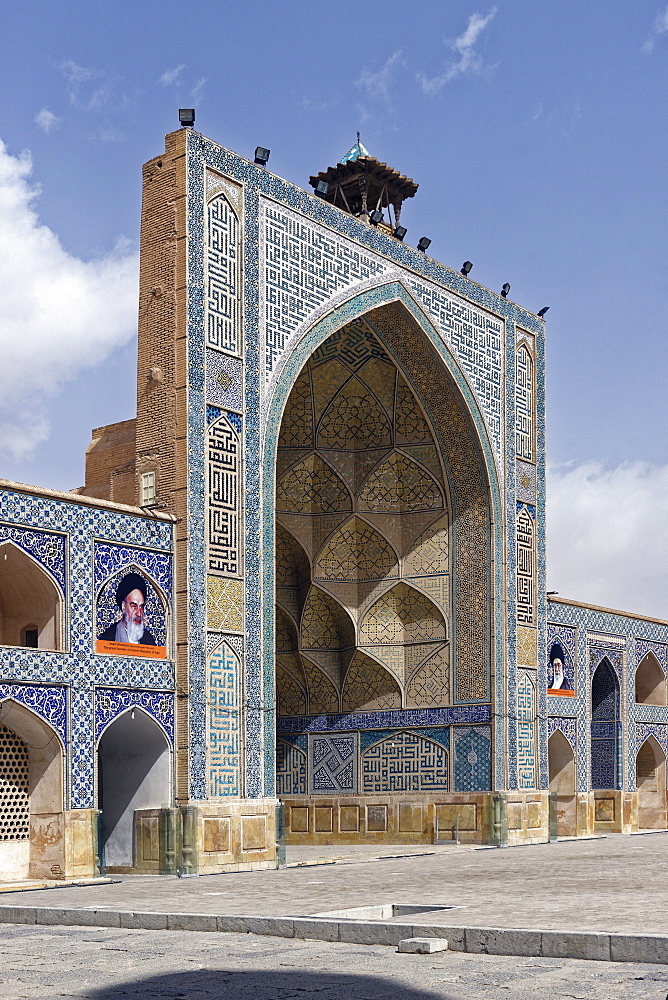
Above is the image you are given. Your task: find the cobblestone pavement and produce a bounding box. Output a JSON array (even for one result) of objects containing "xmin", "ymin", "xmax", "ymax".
[
  {"xmin": 1, "ymin": 924, "xmax": 667, "ymax": 1000},
  {"xmin": 4, "ymin": 834, "xmax": 668, "ymax": 936}
]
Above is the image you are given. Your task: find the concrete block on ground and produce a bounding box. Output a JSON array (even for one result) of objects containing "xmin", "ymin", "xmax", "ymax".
[
  {"xmin": 246, "ymin": 916, "xmax": 294, "ymax": 938},
  {"xmin": 0, "ymin": 906, "xmax": 36, "ymax": 925},
  {"xmin": 338, "ymin": 920, "xmax": 415, "ymax": 946},
  {"xmin": 119, "ymin": 911, "xmax": 168, "ymax": 930},
  {"xmin": 541, "ymin": 930, "xmax": 611, "ymax": 961},
  {"xmin": 398, "ymin": 937, "xmax": 449, "ymax": 954},
  {"xmin": 610, "ymin": 934, "xmax": 668, "ymax": 965},
  {"xmin": 415, "ymin": 924, "xmax": 464, "ymax": 950},
  {"xmin": 465, "ymin": 926, "xmax": 542, "ymax": 957},
  {"xmin": 292, "ymin": 917, "xmax": 340, "ymax": 942},
  {"xmin": 36, "ymin": 908, "xmax": 121, "ymax": 928},
  {"xmin": 166, "ymin": 912, "xmax": 218, "ymax": 932}
]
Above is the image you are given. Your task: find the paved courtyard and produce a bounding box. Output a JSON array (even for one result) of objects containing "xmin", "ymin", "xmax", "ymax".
[
  {"xmin": 3, "ymin": 833, "xmax": 668, "ymax": 936},
  {"xmin": 1, "ymin": 923, "xmax": 667, "ymax": 1000}
]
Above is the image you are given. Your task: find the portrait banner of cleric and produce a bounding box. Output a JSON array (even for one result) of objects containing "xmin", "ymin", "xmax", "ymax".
[{"xmin": 96, "ymin": 572, "xmax": 167, "ymax": 659}]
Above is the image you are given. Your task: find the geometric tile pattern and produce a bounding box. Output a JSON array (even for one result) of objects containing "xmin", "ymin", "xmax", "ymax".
[
  {"xmin": 515, "ymin": 343, "xmax": 533, "ymax": 461},
  {"xmin": 0, "ymin": 484, "xmax": 173, "ymax": 810},
  {"xmin": 207, "ymin": 415, "xmax": 241, "ymax": 576},
  {"xmin": 278, "ymin": 702, "xmax": 492, "ymax": 733},
  {"xmin": 361, "ymin": 731, "xmax": 448, "ymax": 792},
  {"xmin": 276, "ymin": 739, "xmax": 307, "ymax": 796},
  {"xmin": 262, "ymin": 203, "xmax": 389, "ymax": 376},
  {"xmin": 208, "ymin": 643, "xmax": 240, "ymax": 797},
  {"xmin": 205, "ymin": 350, "xmax": 244, "ymax": 411},
  {"xmin": 0, "ymin": 682, "xmax": 68, "ymax": 747},
  {"xmin": 206, "ymin": 193, "xmax": 239, "ymax": 354},
  {"xmin": 547, "ymin": 715, "xmax": 577, "ymax": 752},
  {"xmin": 453, "ymin": 726, "xmax": 492, "ymax": 792},
  {"xmin": 0, "ymin": 523, "xmax": 66, "ymax": 592},
  {"xmin": 516, "ymin": 673, "xmax": 536, "ymax": 788},
  {"xmin": 94, "ymin": 687, "xmax": 174, "ymax": 743},
  {"xmin": 308, "ymin": 733, "xmax": 358, "ymax": 794},
  {"xmin": 206, "ymin": 576, "xmax": 244, "ymax": 631},
  {"xmin": 516, "ymin": 504, "xmax": 535, "ymax": 626}
]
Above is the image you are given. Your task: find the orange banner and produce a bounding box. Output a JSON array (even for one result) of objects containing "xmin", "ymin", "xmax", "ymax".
[
  {"xmin": 96, "ymin": 640, "xmax": 167, "ymax": 659},
  {"xmin": 547, "ymin": 688, "xmax": 575, "ymax": 696}
]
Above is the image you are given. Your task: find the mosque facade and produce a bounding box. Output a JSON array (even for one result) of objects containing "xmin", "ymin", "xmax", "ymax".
[{"xmin": 0, "ymin": 126, "xmax": 667, "ymax": 882}]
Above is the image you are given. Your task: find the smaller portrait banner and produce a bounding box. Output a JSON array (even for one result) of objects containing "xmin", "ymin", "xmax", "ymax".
[
  {"xmin": 96, "ymin": 568, "xmax": 167, "ymax": 659},
  {"xmin": 548, "ymin": 640, "xmax": 575, "ymax": 696}
]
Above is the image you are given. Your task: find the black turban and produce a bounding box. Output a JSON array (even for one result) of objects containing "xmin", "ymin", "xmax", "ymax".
[{"xmin": 115, "ymin": 572, "xmax": 148, "ymax": 607}]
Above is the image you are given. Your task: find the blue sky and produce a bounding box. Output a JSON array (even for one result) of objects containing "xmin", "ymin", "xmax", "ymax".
[{"xmin": 0, "ymin": 1, "xmax": 666, "ymax": 615}]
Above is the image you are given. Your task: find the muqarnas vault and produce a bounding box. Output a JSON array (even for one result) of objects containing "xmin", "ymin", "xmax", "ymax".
[{"xmin": 1, "ymin": 128, "xmax": 667, "ymax": 882}]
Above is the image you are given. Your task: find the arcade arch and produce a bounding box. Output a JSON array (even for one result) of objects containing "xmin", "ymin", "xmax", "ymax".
[
  {"xmin": 0, "ymin": 699, "xmax": 64, "ymax": 880},
  {"xmin": 273, "ymin": 310, "xmax": 492, "ymax": 723},
  {"xmin": 636, "ymin": 736, "xmax": 667, "ymax": 830},
  {"xmin": 548, "ymin": 729, "xmax": 576, "ymax": 837},
  {"xmin": 97, "ymin": 709, "xmax": 171, "ymax": 871},
  {"xmin": 635, "ymin": 653, "xmax": 666, "ymax": 706},
  {"xmin": 0, "ymin": 543, "xmax": 62, "ymax": 650},
  {"xmin": 590, "ymin": 658, "xmax": 620, "ymax": 790}
]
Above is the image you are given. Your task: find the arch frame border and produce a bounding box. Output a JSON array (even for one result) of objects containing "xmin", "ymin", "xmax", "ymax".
[{"xmin": 262, "ymin": 282, "xmax": 504, "ymax": 796}]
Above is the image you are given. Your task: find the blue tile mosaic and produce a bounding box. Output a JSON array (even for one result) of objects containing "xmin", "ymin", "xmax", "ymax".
[{"xmin": 95, "ymin": 687, "xmax": 174, "ymax": 743}]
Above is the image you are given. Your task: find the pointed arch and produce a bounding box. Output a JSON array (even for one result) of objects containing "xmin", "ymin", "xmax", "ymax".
[
  {"xmin": 301, "ymin": 655, "xmax": 340, "ymax": 714},
  {"xmin": 98, "ymin": 707, "xmax": 171, "ymax": 870},
  {"xmin": 358, "ymin": 451, "xmax": 443, "ymax": 513},
  {"xmin": 276, "ymin": 453, "xmax": 352, "ymax": 514},
  {"xmin": 0, "ymin": 699, "xmax": 64, "ymax": 880},
  {"xmin": 317, "ymin": 374, "xmax": 392, "ymax": 451},
  {"xmin": 548, "ymin": 729, "xmax": 576, "ymax": 837},
  {"xmin": 591, "ymin": 658, "xmax": 620, "ymax": 790},
  {"xmin": 0, "ymin": 541, "xmax": 63, "ymax": 650},
  {"xmin": 635, "ymin": 652, "xmax": 666, "ymax": 705},
  {"xmin": 278, "ymin": 366, "xmax": 314, "ymax": 448},
  {"xmin": 342, "ymin": 651, "xmax": 402, "ymax": 712},
  {"xmin": 314, "ymin": 516, "xmax": 398, "ymax": 582},
  {"xmin": 265, "ymin": 287, "xmax": 500, "ymax": 718},
  {"xmin": 300, "ymin": 585, "xmax": 355, "ymax": 684},
  {"xmin": 360, "ymin": 582, "xmax": 446, "ymax": 645},
  {"xmin": 636, "ymin": 735, "xmax": 667, "ymax": 830}
]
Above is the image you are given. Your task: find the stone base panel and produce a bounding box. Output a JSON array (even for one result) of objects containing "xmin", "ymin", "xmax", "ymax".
[
  {"xmin": 281, "ymin": 792, "xmax": 552, "ymax": 847},
  {"xmin": 131, "ymin": 800, "xmax": 279, "ymax": 876}
]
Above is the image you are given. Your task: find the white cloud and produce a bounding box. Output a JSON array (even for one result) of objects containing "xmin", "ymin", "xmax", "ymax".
[
  {"xmin": 35, "ymin": 108, "xmax": 61, "ymax": 134},
  {"xmin": 190, "ymin": 76, "xmax": 208, "ymax": 102},
  {"xmin": 0, "ymin": 139, "xmax": 138, "ymax": 459},
  {"xmin": 159, "ymin": 63, "xmax": 186, "ymax": 86},
  {"xmin": 547, "ymin": 461, "xmax": 668, "ymax": 620},
  {"xmin": 418, "ymin": 8, "xmax": 497, "ymax": 94},
  {"xmin": 356, "ymin": 50, "xmax": 404, "ymax": 108},
  {"xmin": 643, "ymin": 5, "xmax": 668, "ymax": 52}
]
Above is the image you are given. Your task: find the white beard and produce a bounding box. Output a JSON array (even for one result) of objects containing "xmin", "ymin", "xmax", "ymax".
[{"xmin": 123, "ymin": 616, "xmax": 145, "ymax": 644}]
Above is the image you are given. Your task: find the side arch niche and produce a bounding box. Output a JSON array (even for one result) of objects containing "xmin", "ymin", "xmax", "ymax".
[
  {"xmin": 548, "ymin": 730, "xmax": 576, "ymax": 837},
  {"xmin": 0, "ymin": 542, "xmax": 62, "ymax": 650},
  {"xmin": 300, "ymin": 586, "xmax": 355, "ymax": 687},
  {"xmin": 590, "ymin": 659, "xmax": 620, "ymax": 791},
  {"xmin": 342, "ymin": 651, "xmax": 401, "ymax": 712},
  {"xmin": 97, "ymin": 708, "xmax": 171, "ymax": 871},
  {"xmin": 361, "ymin": 731, "xmax": 448, "ymax": 793},
  {"xmin": 635, "ymin": 653, "xmax": 666, "ymax": 706},
  {"xmin": 359, "ymin": 583, "xmax": 447, "ymax": 695},
  {"xmin": 636, "ymin": 736, "xmax": 667, "ymax": 830},
  {"xmin": 0, "ymin": 699, "xmax": 64, "ymax": 880},
  {"xmin": 275, "ymin": 607, "xmax": 307, "ymax": 717}
]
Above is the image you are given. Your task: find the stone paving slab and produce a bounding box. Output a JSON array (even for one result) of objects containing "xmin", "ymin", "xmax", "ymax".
[
  {"xmin": 1, "ymin": 924, "xmax": 668, "ymax": 1000},
  {"xmin": 1, "ymin": 834, "xmax": 668, "ymax": 965}
]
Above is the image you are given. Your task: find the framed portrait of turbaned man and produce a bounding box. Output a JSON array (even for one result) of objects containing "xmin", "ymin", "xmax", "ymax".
[{"xmin": 95, "ymin": 568, "xmax": 168, "ymax": 659}]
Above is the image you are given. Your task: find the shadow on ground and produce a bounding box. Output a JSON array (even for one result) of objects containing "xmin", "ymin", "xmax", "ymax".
[{"xmin": 86, "ymin": 968, "xmax": 452, "ymax": 999}]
